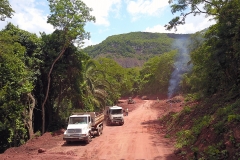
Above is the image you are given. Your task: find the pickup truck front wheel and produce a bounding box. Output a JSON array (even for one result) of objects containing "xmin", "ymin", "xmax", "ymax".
[{"xmin": 85, "ymin": 133, "xmax": 92, "ymax": 144}]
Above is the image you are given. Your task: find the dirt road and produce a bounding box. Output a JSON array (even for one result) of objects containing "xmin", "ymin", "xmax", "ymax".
[{"xmin": 0, "ymin": 99, "xmax": 180, "ymax": 160}]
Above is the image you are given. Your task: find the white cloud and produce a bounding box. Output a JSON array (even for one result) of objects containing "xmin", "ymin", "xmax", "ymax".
[
  {"xmin": 83, "ymin": 0, "xmax": 122, "ymax": 26},
  {"xmin": 0, "ymin": 0, "xmax": 122, "ymax": 36},
  {"xmin": 144, "ymin": 14, "xmax": 216, "ymax": 34},
  {"xmin": 145, "ymin": 25, "xmax": 171, "ymax": 33},
  {"xmin": 0, "ymin": 0, "xmax": 54, "ymax": 36},
  {"xmin": 126, "ymin": 0, "xmax": 169, "ymax": 21},
  {"xmin": 0, "ymin": 0, "xmax": 53, "ymax": 35},
  {"xmin": 82, "ymin": 39, "xmax": 99, "ymax": 48}
]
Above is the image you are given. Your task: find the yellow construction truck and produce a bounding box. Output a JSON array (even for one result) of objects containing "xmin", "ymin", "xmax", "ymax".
[{"xmin": 63, "ymin": 112, "xmax": 104, "ymax": 144}]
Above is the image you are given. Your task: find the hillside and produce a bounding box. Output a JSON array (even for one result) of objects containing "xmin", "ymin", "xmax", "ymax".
[
  {"xmin": 160, "ymin": 95, "xmax": 240, "ymax": 159},
  {"xmin": 84, "ymin": 32, "xmax": 191, "ymax": 68}
]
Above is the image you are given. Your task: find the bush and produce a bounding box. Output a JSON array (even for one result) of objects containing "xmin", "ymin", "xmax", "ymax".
[
  {"xmin": 176, "ymin": 130, "xmax": 195, "ymax": 148},
  {"xmin": 182, "ymin": 106, "xmax": 191, "ymax": 114},
  {"xmin": 228, "ymin": 114, "xmax": 240, "ymax": 122},
  {"xmin": 213, "ymin": 120, "xmax": 226, "ymax": 134}
]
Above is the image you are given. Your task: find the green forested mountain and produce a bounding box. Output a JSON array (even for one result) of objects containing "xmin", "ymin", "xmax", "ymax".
[{"xmin": 84, "ymin": 32, "xmax": 191, "ymax": 67}]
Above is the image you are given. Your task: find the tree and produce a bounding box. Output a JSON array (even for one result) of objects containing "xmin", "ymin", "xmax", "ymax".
[
  {"xmin": 0, "ymin": 32, "xmax": 26, "ymax": 151},
  {"xmin": 80, "ymin": 60, "xmax": 108, "ymax": 111},
  {"xmin": 0, "ymin": 24, "xmax": 41, "ymax": 151},
  {"xmin": 0, "ymin": 0, "xmax": 14, "ymax": 21},
  {"xmin": 182, "ymin": 0, "xmax": 240, "ymax": 98},
  {"xmin": 41, "ymin": 0, "xmax": 95, "ymax": 133},
  {"xmin": 139, "ymin": 51, "xmax": 176, "ymax": 95},
  {"xmin": 39, "ymin": 30, "xmax": 89, "ymax": 132},
  {"xmin": 165, "ymin": 0, "xmax": 226, "ymax": 31},
  {"xmin": 95, "ymin": 58, "xmax": 126, "ymax": 105}
]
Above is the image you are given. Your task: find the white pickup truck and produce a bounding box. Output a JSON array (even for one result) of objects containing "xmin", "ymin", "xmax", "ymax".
[
  {"xmin": 63, "ymin": 112, "xmax": 104, "ymax": 144},
  {"xmin": 105, "ymin": 106, "xmax": 124, "ymax": 126}
]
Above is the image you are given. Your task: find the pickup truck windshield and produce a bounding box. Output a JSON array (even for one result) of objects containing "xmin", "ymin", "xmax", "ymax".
[
  {"xmin": 110, "ymin": 109, "xmax": 123, "ymax": 115},
  {"xmin": 69, "ymin": 117, "xmax": 88, "ymax": 124}
]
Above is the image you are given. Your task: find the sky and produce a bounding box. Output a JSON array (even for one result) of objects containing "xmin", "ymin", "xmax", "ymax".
[{"xmin": 0, "ymin": 0, "xmax": 216, "ymax": 48}]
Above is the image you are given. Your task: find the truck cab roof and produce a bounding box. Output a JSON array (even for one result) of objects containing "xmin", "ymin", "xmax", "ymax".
[
  {"xmin": 70, "ymin": 114, "xmax": 89, "ymax": 118},
  {"xmin": 109, "ymin": 106, "xmax": 122, "ymax": 109}
]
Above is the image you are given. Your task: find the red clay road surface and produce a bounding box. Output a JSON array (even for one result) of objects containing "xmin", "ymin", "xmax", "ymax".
[{"xmin": 0, "ymin": 98, "xmax": 181, "ymax": 160}]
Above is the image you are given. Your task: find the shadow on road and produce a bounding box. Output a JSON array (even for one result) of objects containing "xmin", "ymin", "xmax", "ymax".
[
  {"xmin": 62, "ymin": 141, "xmax": 88, "ymax": 147},
  {"xmin": 140, "ymin": 113, "xmax": 180, "ymax": 159}
]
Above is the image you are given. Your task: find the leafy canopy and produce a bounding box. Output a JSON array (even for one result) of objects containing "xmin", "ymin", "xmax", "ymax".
[
  {"xmin": 166, "ymin": 0, "xmax": 227, "ymax": 31},
  {"xmin": 0, "ymin": 0, "xmax": 14, "ymax": 21},
  {"xmin": 47, "ymin": 0, "xmax": 95, "ymax": 46}
]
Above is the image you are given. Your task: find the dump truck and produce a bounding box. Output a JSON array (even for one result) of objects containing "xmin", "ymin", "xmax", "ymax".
[
  {"xmin": 63, "ymin": 112, "xmax": 104, "ymax": 144},
  {"xmin": 105, "ymin": 106, "xmax": 124, "ymax": 125}
]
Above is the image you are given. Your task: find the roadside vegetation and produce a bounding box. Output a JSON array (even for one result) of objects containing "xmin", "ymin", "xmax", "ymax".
[
  {"xmin": 159, "ymin": 0, "xmax": 240, "ymax": 159},
  {"xmin": 1, "ymin": 0, "xmax": 240, "ymax": 159}
]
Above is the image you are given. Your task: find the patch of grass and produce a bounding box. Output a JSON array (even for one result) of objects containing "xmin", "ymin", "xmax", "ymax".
[
  {"xmin": 192, "ymin": 115, "xmax": 212, "ymax": 136},
  {"xmin": 216, "ymin": 99, "xmax": 240, "ymax": 119},
  {"xmin": 175, "ymin": 130, "xmax": 195, "ymax": 148},
  {"xmin": 184, "ymin": 93, "xmax": 201, "ymax": 102},
  {"xmin": 191, "ymin": 146, "xmax": 199, "ymax": 153},
  {"xmin": 172, "ymin": 112, "xmax": 179, "ymax": 119},
  {"xmin": 182, "ymin": 106, "xmax": 191, "ymax": 114},
  {"xmin": 213, "ymin": 120, "xmax": 227, "ymax": 134},
  {"xmin": 175, "ymin": 115, "xmax": 212, "ymax": 149},
  {"xmin": 164, "ymin": 134, "xmax": 170, "ymax": 138},
  {"xmin": 202, "ymin": 144, "xmax": 228, "ymax": 159},
  {"xmin": 34, "ymin": 131, "xmax": 41, "ymax": 138},
  {"xmin": 216, "ymin": 105, "xmax": 233, "ymax": 117},
  {"xmin": 228, "ymin": 114, "xmax": 240, "ymax": 122}
]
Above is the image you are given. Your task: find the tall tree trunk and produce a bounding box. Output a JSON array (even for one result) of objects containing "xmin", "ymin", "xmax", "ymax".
[
  {"xmin": 26, "ymin": 93, "xmax": 35, "ymax": 139},
  {"xmin": 41, "ymin": 46, "xmax": 67, "ymax": 134}
]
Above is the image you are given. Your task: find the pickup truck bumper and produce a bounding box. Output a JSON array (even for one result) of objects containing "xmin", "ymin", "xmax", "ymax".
[
  {"xmin": 63, "ymin": 134, "xmax": 88, "ymax": 141},
  {"xmin": 110, "ymin": 119, "xmax": 124, "ymax": 125}
]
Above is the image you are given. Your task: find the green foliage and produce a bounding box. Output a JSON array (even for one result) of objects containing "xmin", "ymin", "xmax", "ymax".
[
  {"xmin": 215, "ymin": 101, "xmax": 240, "ymax": 121},
  {"xmin": 0, "ymin": 23, "xmax": 42, "ymax": 151},
  {"xmin": 228, "ymin": 114, "xmax": 240, "ymax": 122},
  {"xmin": 139, "ymin": 50, "xmax": 177, "ymax": 95},
  {"xmin": 213, "ymin": 100, "xmax": 240, "ymax": 134},
  {"xmin": 47, "ymin": 0, "xmax": 95, "ymax": 45},
  {"xmin": 39, "ymin": 29, "xmax": 100, "ymax": 133},
  {"xmin": 164, "ymin": 134, "xmax": 170, "ymax": 138},
  {"xmin": 172, "ymin": 113, "xmax": 179, "ymax": 119},
  {"xmin": 185, "ymin": 0, "xmax": 240, "ymax": 98},
  {"xmin": 213, "ymin": 120, "xmax": 226, "ymax": 134},
  {"xmin": 166, "ymin": 0, "xmax": 224, "ymax": 31},
  {"xmin": 205, "ymin": 145, "xmax": 221, "ymax": 158},
  {"xmin": 84, "ymin": 32, "xmax": 173, "ymax": 58},
  {"xmin": 176, "ymin": 130, "xmax": 195, "ymax": 148},
  {"xmin": 39, "ymin": 0, "xmax": 95, "ymax": 134},
  {"xmin": 176, "ymin": 115, "xmax": 212, "ymax": 149},
  {"xmin": 182, "ymin": 106, "xmax": 191, "ymax": 114},
  {"xmin": 94, "ymin": 58, "xmax": 129, "ymax": 104},
  {"xmin": 202, "ymin": 144, "xmax": 228, "ymax": 159},
  {"xmin": 84, "ymin": 32, "xmax": 191, "ymax": 68},
  {"xmin": 80, "ymin": 59, "xmax": 109, "ymax": 110},
  {"xmin": 192, "ymin": 116, "xmax": 212, "ymax": 136},
  {"xmin": 0, "ymin": 0, "xmax": 14, "ymax": 21},
  {"xmin": 34, "ymin": 131, "xmax": 41, "ymax": 138}
]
